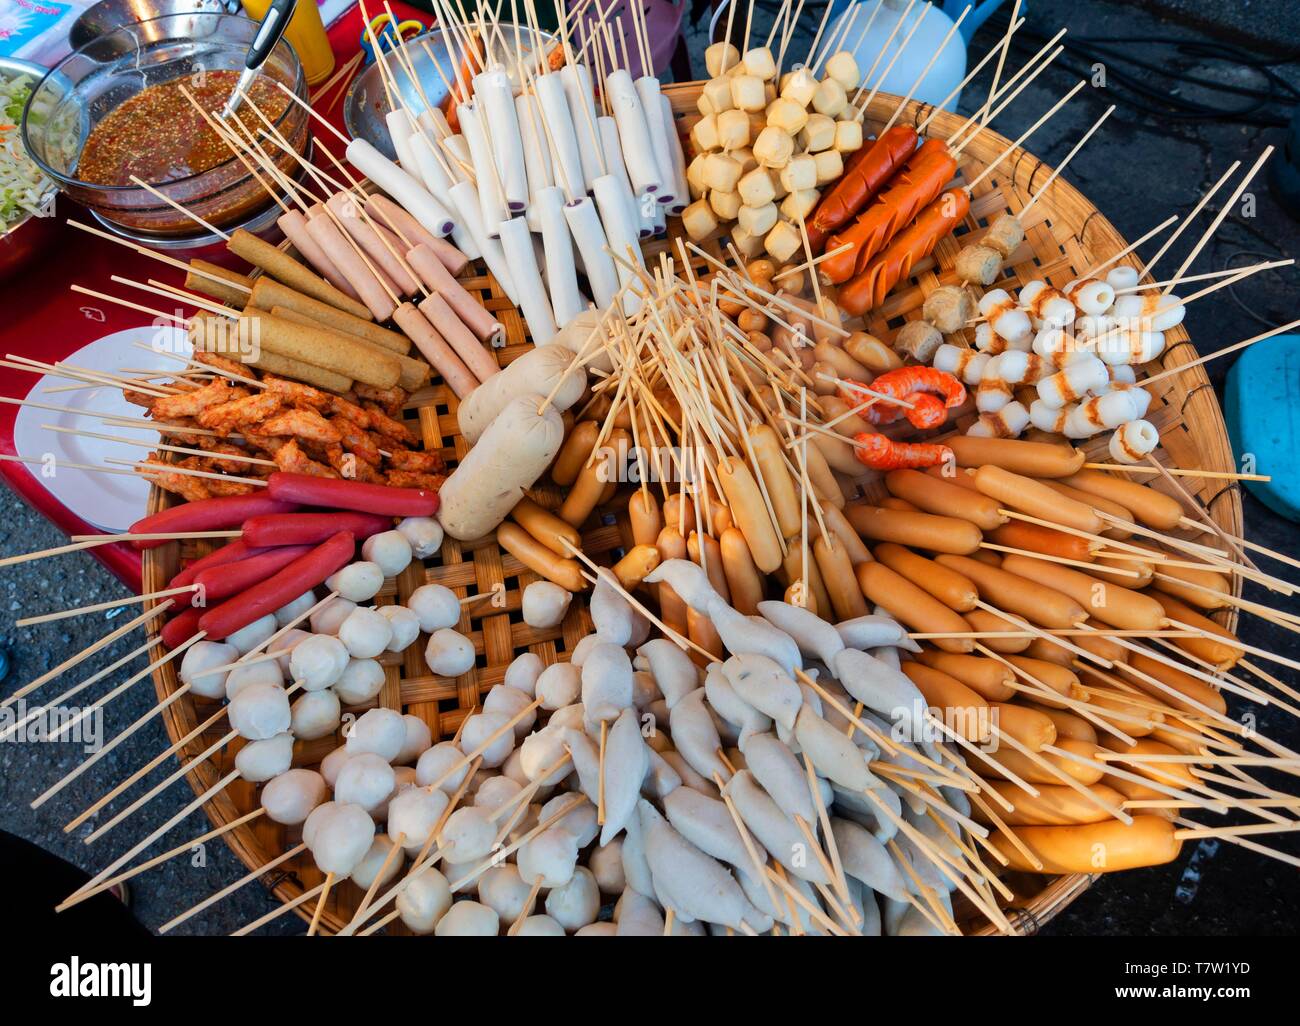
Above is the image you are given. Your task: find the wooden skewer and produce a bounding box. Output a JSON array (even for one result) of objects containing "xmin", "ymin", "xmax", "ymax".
[
  {"xmin": 16, "ymin": 584, "xmax": 197, "ymax": 627},
  {"xmin": 232, "ymin": 879, "xmax": 326, "ymax": 937},
  {"xmin": 1084, "ymin": 462, "xmax": 1270, "ymax": 482},
  {"xmin": 307, "ymin": 873, "xmax": 335, "ymax": 936},
  {"xmin": 104, "ymin": 456, "xmax": 269, "ymax": 488},
  {"xmin": 1077, "ymin": 214, "xmax": 1180, "ymax": 281},
  {"xmin": 128, "ymin": 175, "xmax": 229, "ymax": 239},
  {"xmin": 161, "ymin": 842, "xmax": 307, "ymax": 934},
  {"xmin": 42, "ymin": 424, "xmax": 277, "ymax": 469}
]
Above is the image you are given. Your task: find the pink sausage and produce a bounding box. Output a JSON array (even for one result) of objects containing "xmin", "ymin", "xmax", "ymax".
[
  {"xmin": 304, "ymin": 208, "xmax": 396, "ymax": 322},
  {"xmin": 326, "ymin": 192, "xmax": 420, "ymax": 297},
  {"xmin": 418, "ymin": 291, "xmax": 500, "ymax": 383},
  {"xmin": 407, "ymin": 243, "xmax": 502, "ymax": 344},
  {"xmin": 392, "ymin": 302, "xmax": 479, "ymax": 397},
  {"xmin": 367, "ymin": 194, "xmax": 469, "ymax": 276},
  {"xmin": 277, "ymin": 209, "xmax": 362, "ymax": 303}
]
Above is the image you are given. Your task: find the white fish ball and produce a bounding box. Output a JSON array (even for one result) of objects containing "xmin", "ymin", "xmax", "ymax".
[
  {"xmin": 478, "ymin": 863, "xmax": 535, "ymax": 922},
  {"xmin": 484, "ymin": 684, "xmax": 537, "ymax": 738},
  {"xmin": 514, "ymin": 914, "xmax": 566, "ymax": 936},
  {"xmin": 396, "ymin": 868, "xmax": 453, "ymax": 933},
  {"xmin": 362, "ymin": 531, "xmax": 413, "ymax": 578},
  {"xmin": 310, "ymin": 597, "xmax": 356, "ymax": 636},
  {"xmin": 439, "ymin": 805, "xmax": 497, "ymax": 862},
  {"xmin": 425, "ymin": 628, "xmax": 475, "ymax": 677},
  {"xmin": 575, "ymin": 922, "xmax": 617, "ymax": 936},
  {"xmin": 320, "ymin": 746, "xmax": 352, "ymax": 788},
  {"xmin": 260, "ymin": 768, "xmax": 327, "ymax": 825},
  {"xmin": 268, "ymin": 628, "xmax": 310, "ymax": 673},
  {"xmin": 302, "ymin": 801, "xmax": 338, "ymax": 849},
  {"xmin": 589, "ymin": 839, "xmax": 626, "ymax": 894},
  {"xmin": 397, "ymin": 516, "xmax": 444, "ymax": 559},
  {"xmin": 503, "ymin": 652, "xmax": 544, "ymax": 696},
  {"xmin": 501, "ymin": 748, "xmax": 533, "ymax": 789},
  {"xmin": 291, "ymin": 689, "xmax": 342, "ymax": 740},
  {"xmin": 459, "ymin": 711, "xmax": 515, "ymax": 767},
  {"xmin": 346, "ymin": 707, "xmax": 407, "ymax": 761},
  {"xmin": 378, "ymin": 605, "xmax": 421, "ymax": 653},
  {"xmin": 407, "ymin": 584, "xmax": 461, "ymax": 632},
  {"xmin": 274, "ymin": 590, "xmax": 317, "ymax": 627},
  {"xmin": 521, "ymin": 580, "xmax": 572, "ymax": 628},
  {"xmin": 335, "ymin": 752, "xmax": 397, "ymax": 814},
  {"xmin": 473, "ymin": 775, "xmax": 522, "ymax": 815},
  {"xmin": 332, "ymin": 658, "xmax": 386, "ymax": 706},
  {"xmin": 542, "ymin": 794, "xmax": 599, "ymax": 847},
  {"xmin": 310, "ymin": 802, "xmax": 375, "ymax": 876},
  {"xmin": 518, "ymin": 729, "xmax": 571, "ymax": 785},
  {"xmin": 435, "ymin": 901, "xmax": 499, "ymax": 936},
  {"xmin": 180, "ymin": 640, "xmax": 239, "ymax": 700},
  {"xmin": 536, "ymin": 662, "xmax": 582, "ymax": 710},
  {"xmin": 569, "ymin": 633, "xmax": 603, "ymax": 667},
  {"xmin": 228, "ymin": 683, "xmax": 290, "ymax": 741},
  {"xmin": 545, "ymin": 866, "xmax": 600, "ymax": 931},
  {"xmin": 225, "ymin": 658, "xmax": 284, "ymax": 701},
  {"xmin": 350, "ymin": 834, "xmax": 404, "ymax": 891},
  {"xmin": 517, "ymin": 828, "xmax": 580, "ymax": 888},
  {"xmin": 440, "ymin": 857, "xmax": 479, "ymax": 893},
  {"xmin": 327, "ymin": 562, "xmax": 385, "ymax": 603},
  {"xmin": 235, "ymin": 731, "xmax": 294, "ymax": 783},
  {"xmin": 387, "ymin": 786, "xmax": 449, "ymax": 852},
  {"xmin": 415, "ymin": 741, "xmax": 470, "ymax": 792},
  {"xmin": 339, "ymin": 606, "xmax": 394, "ymax": 659},
  {"xmin": 548, "ymin": 703, "xmax": 586, "ymax": 731},
  {"xmin": 225, "ymin": 614, "xmax": 277, "ymax": 655},
  {"xmin": 395, "ymin": 713, "xmax": 434, "ymax": 765},
  {"xmin": 289, "ymin": 634, "xmax": 349, "ymax": 691}
]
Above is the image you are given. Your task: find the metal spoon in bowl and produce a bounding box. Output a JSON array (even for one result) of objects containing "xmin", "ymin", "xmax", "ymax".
[{"xmin": 219, "ymin": 0, "xmax": 298, "ymax": 120}]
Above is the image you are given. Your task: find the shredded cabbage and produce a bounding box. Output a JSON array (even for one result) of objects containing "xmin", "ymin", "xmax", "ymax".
[{"xmin": 1, "ymin": 74, "xmax": 53, "ymax": 228}]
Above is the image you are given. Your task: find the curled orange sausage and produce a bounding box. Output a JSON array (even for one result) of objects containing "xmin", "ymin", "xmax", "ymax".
[{"xmin": 990, "ymin": 816, "xmax": 1181, "ymax": 873}]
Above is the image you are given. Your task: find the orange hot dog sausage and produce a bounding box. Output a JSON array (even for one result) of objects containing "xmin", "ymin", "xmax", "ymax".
[
  {"xmin": 1059, "ymin": 469, "xmax": 1184, "ymax": 530},
  {"xmin": 818, "ymin": 395, "xmax": 874, "ymax": 438},
  {"xmin": 875, "ymin": 543, "xmax": 979, "ymax": 612},
  {"xmin": 628, "ymin": 490, "xmax": 663, "ymax": 547},
  {"xmin": 559, "ymin": 429, "xmax": 628, "ymax": 527},
  {"xmin": 915, "ymin": 650, "xmax": 1015, "ymax": 701},
  {"xmin": 820, "ymin": 503, "xmax": 873, "ymax": 566},
  {"xmin": 720, "ymin": 526, "xmax": 765, "ymax": 615},
  {"xmin": 1134, "ymin": 544, "xmax": 1230, "ymax": 610},
  {"xmin": 1000, "ymin": 554, "xmax": 1166, "ymax": 632},
  {"xmin": 1147, "ymin": 592, "xmax": 1242, "ymax": 669},
  {"xmin": 900, "ymin": 661, "xmax": 990, "ymax": 742},
  {"xmin": 1093, "ymin": 549, "xmax": 1154, "ymax": 589},
  {"xmin": 717, "ymin": 455, "xmax": 784, "ymax": 574},
  {"xmin": 885, "ymin": 468, "xmax": 1008, "ymax": 532},
  {"xmin": 552, "ymin": 421, "xmax": 600, "ymax": 486},
  {"xmin": 845, "ymin": 504, "xmax": 982, "ymax": 555},
  {"xmin": 780, "ymin": 539, "xmax": 834, "ymax": 617},
  {"xmin": 962, "ymin": 608, "xmax": 1033, "ymax": 653},
  {"xmin": 1124, "ymin": 651, "xmax": 1227, "ymax": 716},
  {"xmin": 974, "ymin": 781, "xmax": 1127, "ymax": 826},
  {"xmin": 991, "ymin": 816, "xmax": 1182, "ymax": 873},
  {"xmin": 750, "ymin": 424, "xmax": 802, "ymax": 539},
  {"xmin": 655, "ymin": 527, "xmax": 690, "ymax": 639},
  {"xmin": 611, "ymin": 544, "xmax": 662, "ymax": 590},
  {"xmin": 970, "ymin": 737, "xmax": 1105, "ymax": 787},
  {"xmin": 878, "ymin": 496, "xmax": 920, "ymax": 512},
  {"xmin": 935, "ymin": 553, "xmax": 1087, "ymax": 630},
  {"xmin": 814, "ymin": 533, "xmax": 869, "ymax": 620},
  {"xmin": 510, "ymin": 496, "xmax": 582, "ymax": 557},
  {"xmin": 1022, "ymin": 638, "xmax": 1076, "ymax": 667},
  {"xmin": 974, "ymin": 465, "xmax": 1105, "ymax": 537},
  {"xmin": 856, "ymin": 561, "xmax": 974, "ymax": 653},
  {"xmin": 803, "ymin": 435, "xmax": 846, "ymax": 509},
  {"xmin": 1006, "ymin": 655, "xmax": 1081, "ymax": 707},
  {"xmin": 1042, "ymin": 480, "xmax": 1135, "ymax": 539},
  {"xmin": 1022, "ymin": 703, "xmax": 1098, "ymax": 744},
  {"xmin": 986, "ymin": 520, "xmax": 1096, "ymax": 564},
  {"xmin": 1096, "ymin": 736, "xmax": 1201, "ymax": 789},
  {"xmin": 946, "ymin": 436, "xmax": 1085, "ymax": 478},
  {"xmin": 497, "ymin": 523, "xmax": 586, "ymax": 591}
]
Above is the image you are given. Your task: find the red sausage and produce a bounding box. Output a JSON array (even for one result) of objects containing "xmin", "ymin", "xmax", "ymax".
[
  {"xmin": 170, "ymin": 540, "xmax": 266, "ymax": 591},
  {"xmin": 161, "ymin": 606, "xmax": 205, "ymax": 649},
  {"xmin": 266, "ymin": 472, "xmax": 439, "ymax": 517},
  {"xmin": 241, "ymin": 512, "xmax": 393, "ymax": 548},
  {"xmin": 198, "ymin": 532, "xmax": 356, "ymax": 640},
  {"xmin": 129, "ymin": 495, "xmax": 298, "ymax": 549},
  {"xmin": 193, "ymin": 545, "xmax": 313, "ymax": 603}
]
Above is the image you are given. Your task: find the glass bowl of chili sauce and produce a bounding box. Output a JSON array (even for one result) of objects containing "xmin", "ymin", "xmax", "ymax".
[{"xmin": 22, "ymin": 12, "xmax": 309, "ymax": 243}]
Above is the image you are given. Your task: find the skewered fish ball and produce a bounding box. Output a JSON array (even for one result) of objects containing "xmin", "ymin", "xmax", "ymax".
[
  {"xmin": 308, "ymin": 802, "xmax": 375, "ymax": 877},
  {"xmin": 923, "ymin": 284, "xmax": 977, "ymax": 334},
  {"xmin": 503, "ymin": 651, "xmax": 544, "ymax": 696},
  {"xmin": 229, "ymin": 683, "xmax": 291, "ymax": 741},
  {"xmin": 514, "ymin": 915, "xmax": 566, "ymax": 936},
  {"xmin": 260, "ymin": 768, "xmax": 327, "ymax": 825},
  {"xmin": 396, "ymin": 515, "xmax": 443, "ymax": 559},
  {"xmin": 180, "ymin": 641, "xmax": 239, "ymax": 700},
  {"xmin": 484, "ymin": 684, "xmax": 538, "ymax": 738},
  {"xmin": 362, "ymin": 530, "xmax": 413, "ymax": 578},
  {"xmin": 289, "ymin": 634, "xmax": 348, "ymax": 691},
  {"xmin": 226, "ymin": 614, "xmax": 277, "ymax": 655},
  {"xmin": 335, "ymin": 752, "xmax": 397, "ymax": 813},
  {"xmin": 396, "ymin": 713, "xmax": 434, "ymax": 764},
  {"xmin": 347, "ymin": 707, "xmax": 407, "ymax": 761},
  {"xmin": 459, "ymin": 711, "xmax": 516, "ymax": 767},
  {"xmin": 320, "ymin": 746, "xmax": 352, "ymax": 787},
  {"xmin": 545, "ymin": 866, "xmax": 601, "ymax": 931},
  {"xmin": 406, "ymin": 583, "xmax": 461, "ymax": 632},
  {"xmin": 521, "ymin": 580, "xmax": 571, "ymax": 628},
  {"xmin": 235, "ymin": 731, "xmax": 294, "ymax": 783},
  {"xmin": 226, "ymin": 658, "xmax": 284, "ymax": 701},
  {"xmin": 396, "ymin": 868, "xmax": 453, "ymax": 933},
  {"xmin": 350, "ymin": 835, "xmax": 404, "ymax": 891},
  {"xmin": 311, "ymin": 597, "xmax": 356, "ymax": 635},
  {"xmin": 377, "ymin": 605, "xmax": 421, "ymax": 652},
  {"xmin": 435, "ymin": 901, "xmax": 500, "ymax": 936},
  {"xmin": 955, "ymin": 244, "xmax": 1002, "ymax": 285},
  {"xmin": 425, "ymin": 628, "xmax": 475, "ymax": 677},
  {"xmin": 268, "ymin": 628, "xmax": 309, "ymax": 673},
  {"xmin": 291, "ymin": 689, "xmax": 342, "ymax": 740},
  {"xmin": 387, "ymin": 786, "xmax": 449, "ymax": 852},
  {"xmin": 338, "ymin": 606, "xmax": 394, "ymax": 659},
  {"xmin": 439, "ymin": 804, "xmax": 497, "ymax": 862},
  {"xmin": 274, "ymin": 590, "xmax": 317, "ymax": 627},
  {"xmin": 982, "ymin": 213, "xmax": 1024, "ymax": 258},
  {"xmin": 333, "ymin": 657, "xmax": 385, "ymax": 705}
]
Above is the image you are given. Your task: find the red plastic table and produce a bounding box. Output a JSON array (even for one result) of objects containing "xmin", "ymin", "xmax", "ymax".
[{"xmin": 0, "ymin": 2, "xmax": 426, "ymax": 592}]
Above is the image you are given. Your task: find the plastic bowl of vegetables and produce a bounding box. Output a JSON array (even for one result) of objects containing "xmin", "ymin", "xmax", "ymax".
[{"xmin": 1, "ymin": 56, "xmax": 59, "ymax": 281}]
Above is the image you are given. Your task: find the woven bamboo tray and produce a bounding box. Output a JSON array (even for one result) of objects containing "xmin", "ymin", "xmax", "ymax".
[{"xmin": 138, "ymin": 83, "xmax": 1242, "ymax": 936}]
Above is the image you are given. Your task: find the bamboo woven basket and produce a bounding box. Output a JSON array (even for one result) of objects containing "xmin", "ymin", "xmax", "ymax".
[{"xmin": 138, "ymin": 84, "xmax": 1242, "ymax": 936}]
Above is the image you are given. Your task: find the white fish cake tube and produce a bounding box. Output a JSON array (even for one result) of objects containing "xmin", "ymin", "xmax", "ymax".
[
  {"xmin": 967, "ymin": 400, "xmax": 1029, "ymax": 438},
  {"xmin": 517, "ymin": 92, "xmax": 553, "ymax": 231},
  {"xmin": 448, "ymin": 179, "xmax": 518, "ymax": 302},
  {"xmin": 659, "ymin": 93, "xmax": 690, "ymax": 217},
  {"xmin": 346, "ymin": 138, "xmax": 454, "ymax": 238},
  {"xmin": 458, "ymin": 101, "xmax": 508, "ymax": 236},
  {"xmin": 498, "ymin": 215, "xmax": 558, "ymax": 344},
  {"xmin": 634, "ymin": 75, "xmax": 677, "ymax": 206},
  {"xmin": 593, "ymin": 173, "xmax": 646, "ymax": 312},
  {"xmin": 561, "ymin": 63, "xmax": 604, "ymax": 193},
  {"xmin": 1065, "ymin": 277, "xmax": 1114, "ymax": 316},
  {"xmin": 386, "ymin": 109, "xmax": 420, "ymax": 176},
  {"xmin": 475, "ymin": 66, "xmax": 529, "ymax": 213},
  {"xmin": 563, "ymin": 195, "xmax": 620, "ymax": 310},
  {"xmin": 1036, "ymin": 353, "xmax": 1109, "ymax": 407},
  {"xmin": 1109, "ymin": 419, "xmax": 1160, "ymax": 463},
  {"xmin": 1029, "ymin": 399, "xmax": 1072, "ymax": 434},
  {"xmin": 605, "ymin": 68, "xmax": 664, "ymax": 199},
  {"xmin": 536, "ymin": 71, "xmax": 586, "ymax": 199},
  {"xmin": 535, "ymin": 185, "xmax": 588, "ymax": 328}
]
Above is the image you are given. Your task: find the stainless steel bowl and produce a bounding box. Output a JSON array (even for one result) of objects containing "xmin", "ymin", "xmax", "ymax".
[
  {"xmin": 343, "ymin": 23, "xmax": 556, "ymax": 156},
  {"xmin": 69, "ymin": 0, "xmax": 231, "ymax": 51},
  {"xmin": 0, "ymin": 56, "xmax": 60, "ymax": 281}
]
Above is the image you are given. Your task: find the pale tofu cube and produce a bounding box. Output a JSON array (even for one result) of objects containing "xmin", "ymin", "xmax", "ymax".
[
  {"xmin": 800, "ymin": 113, "xmax": 837, "ymax": 152},
  {"xmin": 737, "ymin": 166, "xmax": 777, "ymax": 207},
  {"xmin": 702, "ymin": 152, "xmax": 744, "ymax": 193},
  {"xmin": 780, "ymin": 188, "xmax": 820, "ymax": 222},
  {"xmin": 812, "ymin": 78, "xmax": 848, "ymax": 117},
  {"xmin": 730, "ymin": 74, "xmax": 767, "ymax": 112},
  {"xmin": 702, "ymin": 76, "xmax": 735, "ymax": 114},
  {"xmin": 824, "ymin": 51, "xmax": 860, "ymax": 91},
  {"xmin": 682, "ymin": 198, "xmax": 719, "ymax": 240},
  {"xmin": 690, "ymin": 113, "xmax": 719, "ymax": 152},
  {"xmin": 743, "ymin": 46, "xmax": 777, "ymax": 80},
  {"xmin": 709, "ymin": 189, "xmax": 743, "ymax": 220},
  {"xmin": 765, "ymin": 219, "xmax": 803, "ymax": 262},
  {"xmin": 753, "ymin": 125, "xmax": 795, "ymax": 168},
  {"xmin": 766, "ymin": 96, "xmax": 809, "ymax": 135},
  {"xmin": 813, "ymin": 149, "xmax": 843, "ymax": 185},
  {"xmin": 781, "ymin": 67, "xmax": 818, "ymax": 107},
  {"xmin": 705, "ymin": 42, "xmax": 741, "ymax": 78},
  {"xmin": 779, "ymin": 153, "xmax": 817, "ymax": 192},
  {"xmin": 738, "ymin": 202, "xmax": 779, "ymax": 237},
  {"xmin": 716, "ymin": 108, "xmax": 751, "ymax": 150},
  {"xmin": 834, "ymin": 118, "xmax": 864, "ymax": 152}
]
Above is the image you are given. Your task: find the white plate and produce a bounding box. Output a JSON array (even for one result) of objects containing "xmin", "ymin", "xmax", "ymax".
[{"xmin": 13, "ymin": 326, "xmax": 192, "ymax": 533}]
